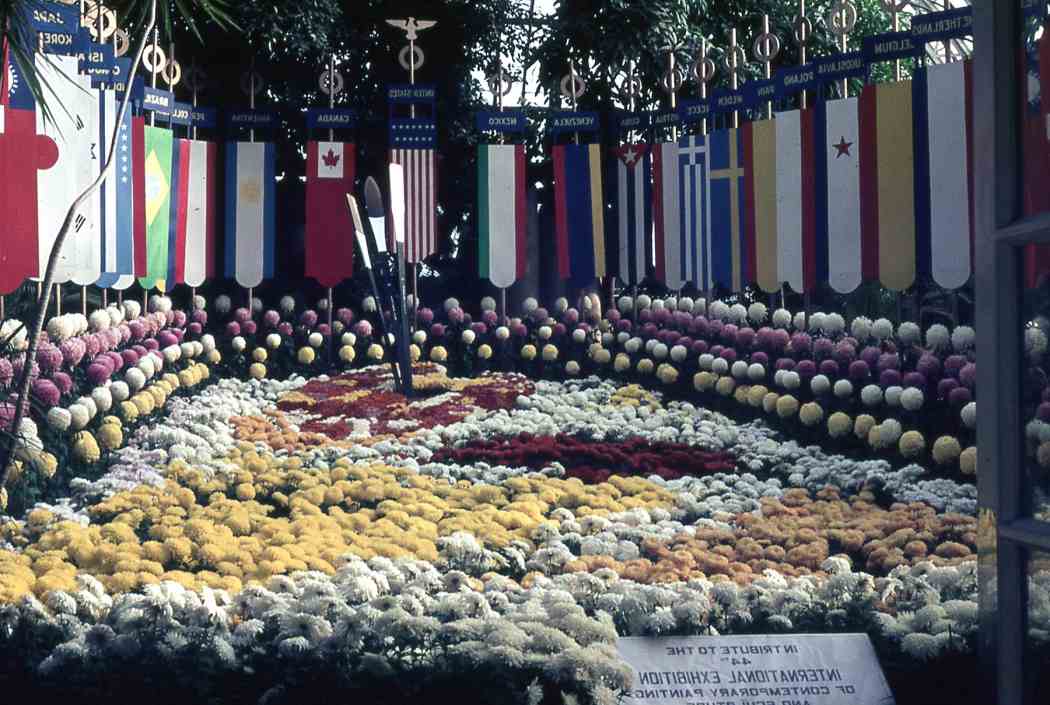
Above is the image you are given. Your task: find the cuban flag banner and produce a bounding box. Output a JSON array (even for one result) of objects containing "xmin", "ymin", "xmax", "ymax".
[
  {"xmin": 305, "ymin": 140, "xmax": 357, "ymax": 288},
  {"xmin": 477, "ymin": 143, "xmax": 526, "ymax": 289},
  {"xmin": 138, "ymin": 125, "xmax": 172, "ymax": 291},
  {"xmin": 613, "ymin": 143, "xmax": 652, "ymax": 285},
  {"xmin": 552, "ymin": 143, "xmax": 606, "ymax": 284},
  {"xmin": 913, "ymin": 59, "xmax": 974, "ymax": 290},
  {"xmin": 182, "ymin": 140, "xmax": 218, "ymax": 288},
  {"xmin": 652, "ymin": 142, "xmax": 682, "ymax": 289},
  {"xmin": 96, "ymin": 98, "xmax": 136, "ymax": 290},
  {"xmin": 225, "ymin": 141, "xmax": 276, "ymax": 288},
  {"xmin": 0, "ymin": 48, "xmax": 58, "ymax": 294}
]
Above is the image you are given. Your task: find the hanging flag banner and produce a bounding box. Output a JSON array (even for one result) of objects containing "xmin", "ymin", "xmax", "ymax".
[
  {"xmin": 228, "ymin": 110, "xmax": 277, "ymax": 129},
  {"xmin": 0, "ymin": 65, "xmax": 58, "ymax": 293},
  {"xmin": 914, "ymin": 60, "xmax": 974, "ymax": 290},
  {"xmin": 390, "ymin": 146, "xmax": 437, "ymax": 264},
  {"xmin": 139, "ymin": 125, "xmax": 173, "ymax": 291},
  {"xmin": 548, "ymin": 111, "xmax": 600, "ymax": 135},
  {"xmin": 306, "ymin": 107, "xmax": 356, "ymax": 130},
  {"xmin": 390, "ymin": 118, "xmax": 436, "ymax": 148},
  {"xmin": 96, "ymin": 100, "xmax": 136, "ymax": 290},
  {"xmin": 475, "ymin": 109, "xmax": 527, "ymax": 133},
  {"xmin": 652, "ymin": 142, "xmax": 682, "ymax": 289},
  {"xmin": 910, "ymin": 7, "xmax": 974, "ymax": 43},
  {"xmin": 553, "ymin": 143, "xmax": 605, "ymax": 284},
  {"xmin": 613, "ymin": 143, "xmax": 652, "ymax": 286},
  {"xmin": 477, "ymin": 143, "xmax": 526, "ymax": 288},
  {"xmin": 677, "ymin": 135, "xmax": 708, "ymax": 289},
  {"xmin": 37, "ymin": 56, "xmax": 96, "ymax": 286},
  {"xmin": 225, "ymin": 141, "xmax": 276, "ymax": 288},
  {"xmin": 166, "ymin": 138, "xmax": 191, "ymax": 288},
  {"xmin": 816, "ymin": 96, "xmax": 864, "ymax": 294},
  {"xmin": 191, "ymin": 107, "xmax": 217, "ymax": 129},
  {"xmin": 862, "ymin": 31, "xmax": 918, "ymax": 64},
  {"xmin": 132, "ymin": 114, "xmax": 147, "ymax": 278},
  {"xmin": 77, "ymin": 87, "xmax": 114, "ymax": 288},
  {"xmin": 305, "ymin": 140, "xmax": 357, "ymax": 288},
  {"xmin": 859, "ymin": 79, "xmax": 917, "ymax": 292},
  {"xmin": 706, "ymin": 128, "xmax": 747, "ymax": 292},
  {"xmin": 182, "ymin": 140, "xmax": 218, "ymax": 288}
]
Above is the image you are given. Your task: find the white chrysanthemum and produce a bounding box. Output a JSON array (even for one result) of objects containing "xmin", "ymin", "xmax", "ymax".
[
  {"xmin": 851, "ymin": 316, "xmax": 873, "ymax": 340},
  {"xmin": 652, "ymin": 298, "xmax": 666, "ymax": 312},
  {"xmin": 91, "ymin": 387, "xmax": 113, "ymax": 414},
  {"xmin": 250, "ymin": 297, "xmax": 263, "ymax": 314},
  {"xmin": 925, "ymin": 323, "xmax": 950, "ymax": 351},
  {"xmin": 180, "ymin": 342, "xmax": 195, "ymax": 359},
  {"xmin": 773, "ymin": 369, "xmax": 785, "ymax": 387},
  {"xmin": 362, "ymin": 296, "xmax": 378, "ymax": 313},
  {"xmin": 709, "ymin": 301, "xmax": 730, "ymax": 321},
  {"xmin": 76, "ymin": 396, "xmax": 97, "ymax": 419},
  {"xmin": 1027, "ymin": 327, "xmax": 1048, "ymax": 360},
  {"xmin": 571, "ymin": 329, "xmax": 588, "ymax": 346},
  {"xmin": 602, "ymin": 332, "xmax": 614, "ymax": 347},
  {"xmin": 901, "ymin": 387, "xmax": 925, "ymax": 411},
  {"xmin": 731, "ymin": 360, "xmax": 748, "ymax": 379},
  {"xmin": 565, "ymin": 361, "xmax": 581, "ymax": 376},
  {"xmin": 616, "ymin": 296, "xmax": 633, "ymax": 313},
  {"xmin": 961, "ymin": 401, "xmax": 976, "ymax": 429},
  {"xmin": 308, "ymin": 332, "xmax": 324, "ymax": 348},
  {"xmin": 480, "ymin": 296, "xmax": 497, "ymax": 312},
  {"xmin": 747, "ymin": 302, "xmax": 768, "ymax": 325},
  {"xmin": 897, "ymin": 321, "xmax": 921, "ymax": 346},
  {"xmin": 782, "ymin": 370, "xmax": 801, "ymax": 390},
  {"xmin": 616, "ymin": 331, "xmax": 630, "ymax": 345},
  {"xmin": 793, "ymin": 312, "xmax": 807, "ymax": 331},
  {"xmin": 772, "ymin": 308, "xmax": 792, "ymax": 329},
  {"xmin": 678, "ymin": 297, "xmax": 694, "ymax": 313},
  {"xmin": 810, "ymin": 374, "xmax": 831, "ymax": 396},
  {"xmin": 901, "ymin": 633, "xmax": 946, "ymax": 661},
  {"xmin": 652, "ymin": 343, "xmax": 669, "ymax": 360},
  {"xmin": 343, "ymin": 332, "xmax": 358, "ymax": 347},
  {"xmin": 712, "ymin": 358, "xmax": 730, "ymax": 375},
  {"xmin": 822, "ymin": 313, "xmax": 845, "ymax": 336},
  {"xmin": 200, "ymin": 334, "xmax": 216, "ymax": 354},
  {"xmin": 231, "ymin": 336, "xmax": 247, "ymax": 353},
  {"xmin": 833, "ymin": 379, "xmax": 854, "ymax": 398},
  {"xmin": 538, "ymin": 326, "xmax": 552, "ymax": 340},
  {"xmin": 808, "ymin": 312, "xmax": 826, "ymax": 333},
  {"xmin": 670, "ymin": 345, "xmax": 688, "ymax": 363},
  {"xmin": 554, "ymin": 297, "xmax": 569, "ymax": 313},
  {"xmin": 125, "ymin": 367, "xmax": 146, "ymax": 392},
  {"xmin": 47, "ymin": 407, "xmax": 72, "ymax": 432},
  {"xmin": 277, "ymin": 295, "xmax": 295, "ymax": 314},
  {"xmin": 442, "ymin": 297, "xmax": 460, "ymax": 312},
  {"xmin": 872, "ymin": 318, "xmax": 894, "ymax": 340},
  {"xmin": 69, "ymin": 404, "xmax": 90, "ymax": 431},
  {"xmin": 636, "ymin": 294, "xmax": 652, "ymax": 310},
  {"xmin": 89, "ymin": 309, "xmax": 111, "ymax": 332},
  {"xmin": 162, "ymin": 345, "xmax": 181, "ymax": 364},
  {"xmin": 885, "ymin": 385, "xmax": 903, "ymax": 407},
  {"xmin": 110, "ymin": 381, "xmax": 129, "ymax": 403},
  {"xmin": 698, "ymin": 354, "xmax": 714, "ymax": 371},
  {"xmin": 951, "ymin": 325, "xmax": 976, "ymax": 351},
  {"xmin": 879, "ymin": 418, "xmax": 903, "ymax": 445},
  {"xmin": 861, "ymin": 384, "xmax": 883, "ymax": 406},
  {"xmin": 461, "ymin": 329, "xmax": 476, "ymax": 345},
  {"xmin": 624, "ymin": 337, "xmax": 642, "ymax": 354},
  {"xmin": 664, "ymin": 298, "xmax": 677, "ymax": 311},
  {"xmin": 729, "ymin": 303, "xmax": 748, "ymax": 324},
  {"xmin": 495, "ymin": 326, "xmax": 510, "ymax": 341},
  {"xmin": 266, "ymin": 333, "xmax": 282, "ymax": 349},
  {"xmin": 748, "ymin": 363, "xmax": 766, "ymax": 381}
]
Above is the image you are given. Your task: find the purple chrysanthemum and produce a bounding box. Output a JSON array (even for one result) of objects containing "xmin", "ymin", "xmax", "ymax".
[
  {"xmin": 691, "ymin": 340, "xmax": 708, "ymax": 355},
  {"xmin": 263, "ymin": 310, "xmax": 281, "ymax": 327},
  {"xmin": 158, "ymin": 331, "xmax": 178, "ymax": 349},
  {"xmin": 903, "ymin": 371, "xmax": 927, "ymax": 390},
  {"xmin": 278, "ymin": 322, "xmax": 294, "ymax": 337},
  {"xmin": 776, "ymin": 357, "xmax": 797, "ymax": 372},
  {"xmin": 796, "ymin": 359, "xmax": 817, "ymax": 380},
  {"xmin": 849, "ymin": 360, "xmax": 870, "ymax": 381},
  {"xmin": 32, "ymin": 379, "xmax": 60, "ymax": 408},
  {"xmin": 879, "ymin": 369, "xmax": 902, "ymax": 388},
  {"xmin": 87, "ymin": 362, "xmax": 111, "ymax": 386},
  {"xmin": 949, "ymin": 386, "xmax": 972, "ymax": 408},
  {"xmin": 225, "ymin": 322, "xmax": 241, "ymax": 338},
  {"xmin": 959, "ymin": 362, "xmax": 977, "ymax": 389},
  {"xmin": 877, "ymin": 353, "xmax": 900, "ymax": 373},
  {"xmin": 819, "ymin": 359, "xmax": 839, "ymax": 377},
  {"xmin": 937, "ymin": 377, "xmax": 959, "ymax": 400},
  {"xmin": 242, "ymin": 320, "xmax": 258, "ymax": 336},
  {"xmin": 448, "ymin": 307, "xmax": 465, "ymax": 324},
  {"xmin": 751, "ymin": 351, "xmax": 769, "ymax": 366},
  {"xmin": 234, "ymin": 308, "xmax": 252, "ymax": 324}
]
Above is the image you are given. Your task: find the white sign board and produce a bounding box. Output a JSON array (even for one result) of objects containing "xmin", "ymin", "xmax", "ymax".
[{"xmin": 618, "ymin": 634, "xmax": 895, "ymax": 705}]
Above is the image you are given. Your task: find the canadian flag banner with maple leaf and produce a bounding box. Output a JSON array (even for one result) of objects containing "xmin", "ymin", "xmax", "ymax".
[
  {"xmin": 612, "ymin": 143, "xmax": 651, "ymax": 286},
  {"xmin": 305, "ymin": 140, "xmax": 356, "ymax": 288},
  {"xmin": 224, "ymin": 141, "xmax": 276, "ymax": 289}
]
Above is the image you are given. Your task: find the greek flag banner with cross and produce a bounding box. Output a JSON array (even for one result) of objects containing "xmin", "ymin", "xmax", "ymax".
[{"xmin": 677, "ymin": 135, "xmax": 709, "ymax": 290}]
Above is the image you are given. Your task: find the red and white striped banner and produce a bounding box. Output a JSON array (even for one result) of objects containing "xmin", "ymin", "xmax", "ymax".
[{"xmin": 390, "ymin": 148, "xmax": 436, "ymax": 264}]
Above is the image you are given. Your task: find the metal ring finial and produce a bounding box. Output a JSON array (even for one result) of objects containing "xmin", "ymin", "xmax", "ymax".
[
  {"xmin": 398, "ymin": 45, "xmax": 425, "ymax": 71},
  {"xmin": 560, "ymin": 73, "xmax": 587, "ymax": 100},
  {"xmin": 319, "ymin": 69, "xmax": 345, "ymax": 96}
]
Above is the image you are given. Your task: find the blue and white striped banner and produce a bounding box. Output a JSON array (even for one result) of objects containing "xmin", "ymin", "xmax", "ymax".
[{"xmin": 224, "ymin": 142, "xmax": 275, "ymax": 288}]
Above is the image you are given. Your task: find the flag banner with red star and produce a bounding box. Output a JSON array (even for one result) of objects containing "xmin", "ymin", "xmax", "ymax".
[
  {"xmin": 817, "ymin": 96, "xmax": 863, "ymax": 295},
  {"xmin": 612, "ymin": 143, "xmax": 651, "ymax": 285},
  {"xmin": 305, "ymin": 140, "xmax": 357, "ymax": 288},
  {"xmin": 224, "ymin": 142, "xmax": 276, "ymax": 288}
]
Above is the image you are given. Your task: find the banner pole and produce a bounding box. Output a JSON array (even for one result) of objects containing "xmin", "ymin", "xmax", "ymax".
[{"xmin": 797, "ymin": 0, "xmax": 810, "ymax": 110}]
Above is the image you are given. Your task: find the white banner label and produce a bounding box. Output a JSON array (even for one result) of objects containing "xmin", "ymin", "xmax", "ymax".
[{"xmin": 618, "ymin": 634, "xmax": 895, "ymax": 705}]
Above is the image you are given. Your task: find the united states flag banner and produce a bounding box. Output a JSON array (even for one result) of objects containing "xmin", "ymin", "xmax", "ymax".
[
  {"xmin": 306, "ymin": 140, "xmax": 357, "ymax": 288},
  {"xmin": 390, "ymin": 148, "xmax": 436, "ymax": 264},
  {"xmin": 613, "ymin": 143, "xmax": 652, "ymax": 285},
  {"xmin": 225, "ymin": 141, "xmax": 276, "ymax": 288}
]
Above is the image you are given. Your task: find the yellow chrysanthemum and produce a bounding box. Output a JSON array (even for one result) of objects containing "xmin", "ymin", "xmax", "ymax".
[
  {"xmin": 249, "ymin": 363, "xmax": 267, "ymax": 380},
  {"xmin": 339, "ymin": 345, "xmax": 356, "ymax": 363},
  {"xmin": 97, "ymin": 424, "xmax": 123, "ymax": 452},
  {"xmin": 252, "ymin": 348, "xmax": 268, "ymax": 363},
  {"xmin": 430, "ymin": 346, "xmax": 448, "ymax": 362},
  {"xmin": 72, "ymin": 431, "xmax": 101, "ymax": 464},
  {"xmin": 298, "ymin": 347, "xmax": 316, "ymax": 365}
]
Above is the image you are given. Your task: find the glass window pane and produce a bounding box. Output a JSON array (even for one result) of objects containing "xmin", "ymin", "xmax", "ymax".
[{"xmin": 1026, "ymin": 550, "xmax": 1050, "ymax": 704}]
